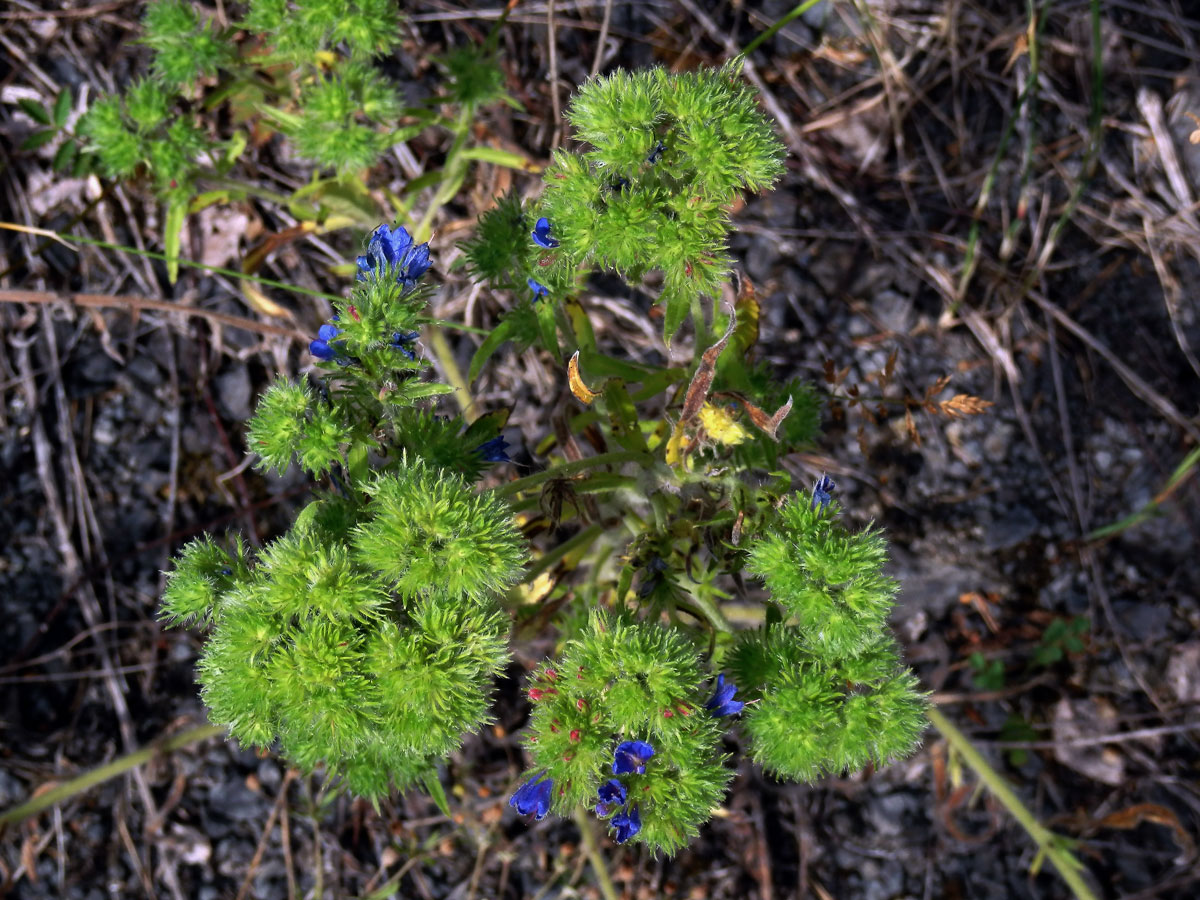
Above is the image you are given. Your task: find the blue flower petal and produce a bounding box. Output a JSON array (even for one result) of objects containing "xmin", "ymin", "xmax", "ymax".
[
  {"xmin": 527, "ymin": 277, "xmax": 550, "ymax": 303},
  {"xmin": 317, "ymin": 323, "xmax": 341, "ymax": 342},
  {"xmin": 531, "ymin": 216, "xmax": 560, "ymax": 249},
  {"xmin": 310, "ymin": 339, "xmax": 336, "ymax": 360},
  {"xmin": 705, "ymin": 673, "xmax": 744, "ymax": 717},
  {"xmin": 610, "ymin": 804, "xmax": 642, "ymax": 843},
  {"xmin": 509, "ymin": 772, "xmax": 554, "ymax": 820},
  {"xmin": 612, "ymin": 740, "xmax": 655, "ymax": 775},
  {"xmin": 811, "ymin": 474, "xmax": 836, "ymax": 511},
  {"xmin": 475, "ymin": 435, "xmax": 511, "ymax": 464}
]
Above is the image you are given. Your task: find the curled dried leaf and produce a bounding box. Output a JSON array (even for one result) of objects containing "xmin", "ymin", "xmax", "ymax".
[
  {"xmin": 567, "ymin": 351, "xmax": 599, "ymax": 405},
  {"xmin": 680, "ymin": 311, "xmax": 737, "ymax": 425}
]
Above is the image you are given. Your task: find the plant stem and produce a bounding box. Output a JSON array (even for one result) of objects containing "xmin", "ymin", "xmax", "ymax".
[
  {"xmin": 927, "ymin": 708, "xmax": 1099, "ymax": 900},
  {"xmin": 573, "ymin": 806, "xmax": 620, "ymax": 900},
  {"xmin": 491, "ymin": 450, "xmax": 654, "ymax": 499},
  {"xmin": 414, "ymin": 105, "xmax": 475, "ymax": 243},
  {"xmin": 425, "ymin": 324, "xmax": 476, "ymax": 420},
  {"xmin": 0, "ymin": 222, "xmax": 341, "ymax": 302},
  {"xmin": 740, "ymin": 0, "xmax": 826, "ymax": 58},
  {"xmin": 0, "ymin": 723, "xmax": 225, "ymax": 828}
]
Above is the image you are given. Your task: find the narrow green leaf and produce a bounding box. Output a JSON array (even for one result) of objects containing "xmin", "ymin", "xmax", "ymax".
[
  {"xmin": 399, "ymin": 382, "xmax": 455, "ymax": 400},
  {"xmin": 458, "ymin": 145, "xmax": 540, "ymax": 172},
  {"xmin": 53, "ymin": 90, "xmax": 72, "ymax": 128},
  {"xmin": 20, "ymin": 130, "xmax": 57, "ymax": 151},
  {"xmin": 467, "ymin": 317, "xmax": 516, "ymax": 384},
  {"xmin": 346, "ymin": 441, "xmax": 370, "ymax": 488},
  {"xmin": 602, "ymin": 379, "xmax": 649, "ymax": 453},
  {"xmin": 18, "ymin": 99, "xmax": 51, "ymax": 126},
  {"xmin": 536, "ymin": 297, "xmax": 560, "ymax": 359},
  {"xmin": 52, "ymin": 140, "xmax": 78, "ymax": 172},
  {"xmin": 420, "ymin": 769, "xmax": 452, "ymax": 819},
  {"xmin": 189, "ymin": 190, "xmax": 234, "ymax": 214},
  {"xmin": 663, "ymin": 287, "xmax": 690, "ymax": 347},
  {"xmin": 164, "ymin": 197, "xmax": 187, "ymax": 285}
]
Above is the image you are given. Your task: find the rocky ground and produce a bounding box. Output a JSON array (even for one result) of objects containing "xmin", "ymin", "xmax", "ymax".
[{"xmin": 2, "ymin": 1, "xmax": 1199, "ymax": 898}]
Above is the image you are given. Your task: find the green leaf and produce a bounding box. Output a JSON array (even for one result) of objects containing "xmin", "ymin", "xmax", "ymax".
[
  {"xmin": 188, "ymin": 190, "xmax": 234, "ymax": 214},
  {"xmin": 602, "ymin": 379, "xmax": 649, "ymax": 453},
  {"xmin": 20, "ymin": 130, "xmax": 56, "ymax": 152},
  {"xmin": 458, "ymin": 145, "xmax": 540, "ymax": 172},
  {"xmin": 164, "ymin": 196, "xmax": 187, "ymax": 284},
  {"xmin": 467, "ymin": 317, "xmax": 516, "ymax": 384},
  {"xmin": 663, "ymin": 287, "xmax": 690, "ymax": 347},
  {"xmin": 347, "ymin": 440, "xmax": 370, "ymax": 488},
  {"xmin": 420, "ymin": 769, "xmax": 452, "ymax": 819},
  {"xmin": 18, "ymin": 99, "xmax": 51, "ymax": 126},
  {"xmin": 536, "ymin": 297, "xmax": 559, "ymax": 359},
  {"xmin": 52, "ymin": 139, "xmax": 78, "ymax": 172},
  {"xmin": 399, "ymin": 382, "xmax": 455, "ymax": 400},
  {"xmin": 53, "ymin": 90, "xmax": 72, "ymax": 128}
]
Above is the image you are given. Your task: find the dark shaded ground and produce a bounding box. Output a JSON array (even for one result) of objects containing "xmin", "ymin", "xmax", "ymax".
[{"xmin": 2, "ymin": 1, "xmax": 1200, "ymax": 898}]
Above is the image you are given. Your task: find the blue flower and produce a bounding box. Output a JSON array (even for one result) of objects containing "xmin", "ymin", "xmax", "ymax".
[
  {"xmin": 611, "ymin": 740, "xmax": 655, "ymax": 775},
  {"xmin": 310, "ymin": 338, "xmax": 338, "ymax": 360},
  {"xmin": 310, "ymin": 317, "xmax": 347, "ymax": 361},
  {"xmin": 474, "ymin": 435, "xmax": 511, "ymax": 464},
  {"xmin": 704, "ymin": 673, "xmax": 744, "ymax": 717},
  {"xmin": 610, "ymin": 804, "xmax": 641, "ymax": 844},
  {"xmin": 356, "ymin": 224, "xmax": 432, "ymax": 292},
  {"xmin": 531, "ymin": 216, "xmax": 559, "ymax": 249},
  {"xmin": 647, "ymin": 140, "xmax": 666, "ymax": 164},
  {"xmin": 509, "ymin": 772, "xmax": 553, "ymax": 820},
  {"xmin": 595, "ymin": 779, "xmax": 627, "ymax": 818},
  {"xmin": 527, "ymin": 277, "xmax": 550, "ymax": 303},
  {"xmin": 811, "ymin": 474, "xmax": 836, "ymax": 512},
  {"xmin": 389, "ymin": 330, "xmax": 420, "ymax": 360}
]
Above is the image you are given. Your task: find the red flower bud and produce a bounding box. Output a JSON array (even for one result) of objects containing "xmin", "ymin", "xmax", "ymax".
[
  {"xmin": 576, "ymin": 698, "xmax": 586, "ymax": 711},
  {"xmin": 545, "ymin": 668, "xmax": 558, "ymax": 681},
  {"xmin": 569, "ymin": 729, "xmax": 581, "ymax": 742}
]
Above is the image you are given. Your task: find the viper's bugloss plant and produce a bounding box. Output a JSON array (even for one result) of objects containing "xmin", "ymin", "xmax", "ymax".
[{"xmin": 157, "ymin": 56, "xmax": 928, "ymax": 860}]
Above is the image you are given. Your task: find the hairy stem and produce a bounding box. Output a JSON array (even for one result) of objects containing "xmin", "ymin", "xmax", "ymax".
[
  {"xmin": 573, "ymin": 805, "xmax": 620, "ymax": 900},
  {"xmin": 927, "ymin": 708, "xmax": 1099, "ymax": 900},
  {"xmin": 0, "ymin": 723, "xmax": 225, "ymax": 828}
]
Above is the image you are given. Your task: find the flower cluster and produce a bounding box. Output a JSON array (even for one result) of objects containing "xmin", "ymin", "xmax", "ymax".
[
  {"xmin": 596, "ymin": 739, "xmax": 656, "ymax": 843},
  {"xmin": 356, "ymin": 223, "xmax": 432, "ymax": 291},
  {"xmin": 310, "ymin": 223, "xmax": 435, "ymax": 364}
]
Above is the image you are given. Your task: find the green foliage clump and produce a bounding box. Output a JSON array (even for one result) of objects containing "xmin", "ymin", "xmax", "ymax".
[
  {"xmin": 536, "ymin": 62, "xmax": 785, "ymax": 342},
  {"xmin": 520, "ymin": 613, "xmax": 732, "ymax": 855},
  {"xmin": 142, "ymin": 0, "xmax": 233, "ymax": 87},
  {"xmin": 162, "ymin": 224, "xmax": 528, "ymax": 802},
  {"xmin": 162, "ymin": 464, "xmax": 524, "ymax": 800},
  {"xmin": 729, "ymin": 495, "xmax": 928, "ymax": 781}
]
